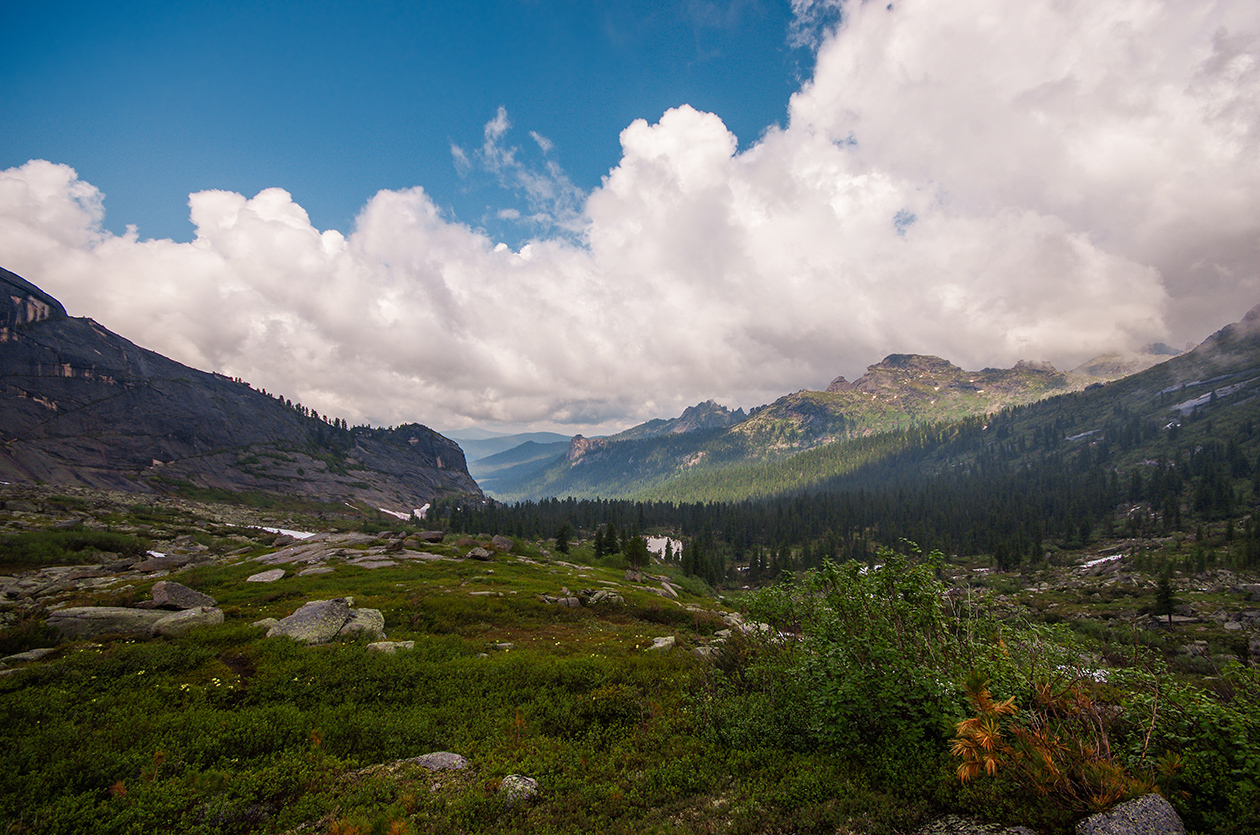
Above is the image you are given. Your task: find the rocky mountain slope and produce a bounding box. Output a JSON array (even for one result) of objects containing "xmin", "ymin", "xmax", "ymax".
[
  {"xmin": 487, "ymin": 349, "xmax": 1145, "ymax": 501},
  {"xmin": 0, "ymin": 268, "xmax": 480, "ymax": 512}
]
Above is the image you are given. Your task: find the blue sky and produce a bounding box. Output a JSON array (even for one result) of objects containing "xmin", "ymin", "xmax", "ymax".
[
  {"xmin": 3, "ymin": 1, "xmax": 1259, "ymax": 435},
  {"xmin": 4, "ymin": 0, "xmax": 806, "ymax": 247}
]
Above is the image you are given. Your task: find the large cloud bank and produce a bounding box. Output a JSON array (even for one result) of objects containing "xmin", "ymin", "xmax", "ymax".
[{"xmin": 2, "ymin": 0, "xmax": 1257, "ymax": 432}]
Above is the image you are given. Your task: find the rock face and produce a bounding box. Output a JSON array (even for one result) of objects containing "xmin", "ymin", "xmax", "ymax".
[
  {"xmin": 1076, "ymin": 794, "xmax": 1187, "ymax": 835},
  {"xmin": 0, "ymin": 268, "xmax": 481, "ymax": 507}
]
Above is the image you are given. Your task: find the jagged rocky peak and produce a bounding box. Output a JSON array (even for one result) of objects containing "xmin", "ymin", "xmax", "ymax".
[
  {"xmin": 670, "ymin": 400, "xmax": 747, "ymax": 434},
  {"xmin": 1, "ymin": 267, "xmax": 66, "ymax": 335},
  {"xmin": 826, "ymin": 376, "xmax": 853, "ymax": 392},
  {"xmin": 566, "ymin": 434, "xmax": 607, "ymax": 463}
]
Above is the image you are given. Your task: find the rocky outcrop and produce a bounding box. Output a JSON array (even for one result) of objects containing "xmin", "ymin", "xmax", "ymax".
[
  {"xmin": 0, "ymin": 269, "xmax": 481, "ymax": 507},
  {"xmin": 1, "ymin": 267, "xmax": 66, "ymax": 334},
  {"xmin": 265, "ymin": 598, "xmax": 386, "ymax": 644},
  {"xmin": 150, "ymin": 580, "xmax": 216, "ymax": 609},
  {"xmin": 46, "ymin": 606, "xmax": 171, "ymax": 639}
]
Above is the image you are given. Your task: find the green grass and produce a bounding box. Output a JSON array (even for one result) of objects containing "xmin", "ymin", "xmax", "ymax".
[{"xmin": 3, "ymin": 497, "xmax": 1258, "ymax": 835}]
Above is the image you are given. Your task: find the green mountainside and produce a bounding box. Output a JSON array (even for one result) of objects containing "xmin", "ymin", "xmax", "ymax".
[{"xmin": 486, "ymin": 351, "xmax": 1150, "ymax": 501}]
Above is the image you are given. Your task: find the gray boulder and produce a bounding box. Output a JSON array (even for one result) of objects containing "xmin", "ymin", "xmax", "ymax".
[
  {"xmin": 1077, "ymin": 794, "xmax": 1187, "ymax": 835},
  {"xmin": 338, "ymin": 608, "xmax": 386, "ymax": 641},
  {"xmin": 150, "ymin": 580, "xmax": 216, "ymax": 610},
  {"xmin": 151, "ymin": 606, "xmax": 224, "ymax": 637},
  {"xmin": 491, "ymin": 535, "xmax": 513, "ymax": 551},
  {"xmin": 499, "ymin": 774, "xmax": 538, "ymax": 807},
  {"xmin": 46, "ymin": 606, "xmax": 169, "ymax": 639},
  {"xmin": 466, "ymin": 547, "xmax": 493, "ymax": 561},
  {"xmin": 406, "ymin": 751, "xmax": 468, "ymax": 771},
  {"xmin": 367, "ymin": 640, "xmax": 415, "ymax": 654},
  {"xmin": 266, "ymin": 599, "xmax": 352, "ymax": 644},
  {"xmin": 246, "ymin": 568, "xmax": 286, "ymax": 583}
]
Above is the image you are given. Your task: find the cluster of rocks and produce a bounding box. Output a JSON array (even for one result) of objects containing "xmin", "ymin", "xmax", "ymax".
[
  {"xmin": 351, "ymin": 750, "xmax": 538, "ymax": 808},
  {"xmin": 44, "ymin": 580, "xmax": 225, "ymax": 640},
  {"xmin": 538, "ymin": 586, "xmax": 624, "ymax": 608},
  {"xmin": 240, "ymin": 530, "xmax": 513, "ymax": 581},
  {"xmin": 0, "ymin": 534, "xmax": 226, "ymax": 615}
]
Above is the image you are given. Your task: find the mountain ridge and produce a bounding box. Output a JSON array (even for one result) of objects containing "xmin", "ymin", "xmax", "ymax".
[{"xmin": 0, "ymin": 268, "xmax": 481, "ymax": 512}]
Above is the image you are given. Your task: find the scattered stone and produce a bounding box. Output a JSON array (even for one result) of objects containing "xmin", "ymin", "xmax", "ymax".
[
  {"xmin": 579, "ymin": 588, "xmax": 624, "ymax": 606},
  {"xmin": 415, "ymin": 530, "xmax": 445, "ymax": 543},
  {"xmin": 1076, "ymin": 793, "xmax": 1187, "ymax": 835},
  {"xmin": 491, "ymin": 535, "xmax": 513, "ymax": 551},
  {"xmin": 297, "ymin": 565, "xmax": 335, "ymax": 577},
  {"xmin": 46, "ymin": 606, "xmax": 169, "ymax": 639},
  {"xmin": 348, "ymin": 559, "xmax": 396, "ymax": 570},
  {"xmin": 693, "ymin": 646, "xmax": 721, "ymax": 660},
  {"xmin": 493, "ymin": 642, "xmax": 514, "ymax": 651},
  {"xmin": 246, "ymin": 569, "xmax": 286, "ymax": 583},
  {"xmin": 1, "ymin": 647, "xmax": 57, "ymax": 664},
  {"xmin": 251, "ymin": 618, "xmax": 279, "ymax": 630},
  {"xmin": 150, "ymin": 580, "xmax": 216, "ymax": 610},
  {"xmin": 499, "ymin": 774, "xmax": 538, "ymax": 806},
  {"xmin": 625, "ymin": 568, "xmax": 642, "ymax": 583},
  {"xmin": 659, "ymin": 581, "xmax": 679, "ymax": 600},
  {"xmin": 405, "ymin": 751, "xmax": 468, "ymax": 771},
  {"xmin": 466, "ymin": 547, "xmax": 493, "ymax": 561},
  {"xmin": 646, "ymin": 636, "xmax": 676, "ymax": 651},
  {"xmin": 151, "ymin": 606, "xmax": 224, "ymax": 637},
  {"xmin": 367, "ymin": 640, "xmax": 415, "ymax": 654}
]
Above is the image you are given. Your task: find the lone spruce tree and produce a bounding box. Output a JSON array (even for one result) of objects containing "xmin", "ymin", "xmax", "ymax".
[{"xmin": 1155, "ymin": 566, "xmax": 1177, "ymax": 627}]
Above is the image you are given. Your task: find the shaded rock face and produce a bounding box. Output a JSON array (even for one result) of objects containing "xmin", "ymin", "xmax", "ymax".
[
  {"xmin": 0, "ymin": 268, "xmax": 481, "ymax": 507},
  {"xmin": 1, "ymin": 267, "xmax": 66, "ymax": 334}
]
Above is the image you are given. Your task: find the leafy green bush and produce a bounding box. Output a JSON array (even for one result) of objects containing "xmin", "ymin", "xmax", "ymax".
[{"xmin": 731, "ymin": 547, "xmax": 979, "ymax": 773}]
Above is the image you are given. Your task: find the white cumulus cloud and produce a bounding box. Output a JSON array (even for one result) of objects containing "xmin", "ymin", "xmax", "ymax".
[{"xmin": 3, "ymin": 0, "xmax": 1258, "ymax": 434}]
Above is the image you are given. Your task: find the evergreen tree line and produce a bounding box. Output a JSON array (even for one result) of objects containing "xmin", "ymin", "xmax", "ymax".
[{"xmin": 440, "ymin": 404, "xmax": 1260, "ymax": 582}]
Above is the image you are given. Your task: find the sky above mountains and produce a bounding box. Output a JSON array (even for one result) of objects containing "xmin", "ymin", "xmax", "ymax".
[{"xmin": 3, "ymin": 0, "xmax": 1259, "ymax": 435}]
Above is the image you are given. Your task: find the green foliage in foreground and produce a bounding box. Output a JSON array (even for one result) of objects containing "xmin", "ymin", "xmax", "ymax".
[
  {"xmin": 704, "ymin": 548, "xmax": 1260, "ymax": 835},
  {"xmin": 2, "ymin": 541, "xmax": 1257, "ymax": 834},
  {"xmin": 0, "ymin": 528, "xmax": 148, "ymax": 569}
]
